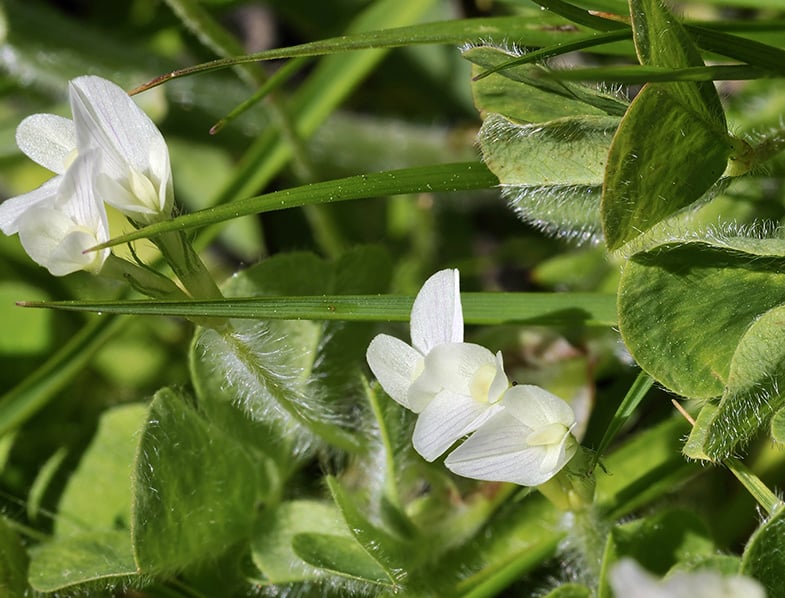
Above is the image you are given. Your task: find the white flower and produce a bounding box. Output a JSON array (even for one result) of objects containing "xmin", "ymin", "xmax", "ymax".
[
  {"xmin": 69, "ymin": 76, "xmax": 172, "ymax": 222},
  {"xmin": 0, "ymin": 75, "xmax": 172, "ymax": 244},
  {"xmin": 444, "ymin": 384, "xmax": 578, "ymax": 486},
  {"xmin": 366, "ymin": 269, "xmax": 509, "ymax": 461},
  {"xmin": 14, "ymin": 149, "xmax": 109, "ymax": 276},
  {"xmin": 609, "ymin": 558, "xmax": 766, "ymax": 598}
]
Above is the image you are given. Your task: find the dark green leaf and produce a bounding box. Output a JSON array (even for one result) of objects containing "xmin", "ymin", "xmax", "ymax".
[
  {"xmin": 602, "ymin": 0, "xmax": 730, "ymax": 249},
  {"xmin": 23, "ymin": 291, "xmax": 619, "ymax": 327}
]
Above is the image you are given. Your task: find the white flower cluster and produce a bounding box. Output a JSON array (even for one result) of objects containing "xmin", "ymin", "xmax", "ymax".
[
  {"xmin": 366, "ymin": 269, "xmax": 578, "ymax": 486},
  {"xmin": 609, "ymin": 558, "xmax": 766, "ymax": 598},
  {"xmin": 0, "ymin": 76, "xmax": 172, "ymax": 276}
]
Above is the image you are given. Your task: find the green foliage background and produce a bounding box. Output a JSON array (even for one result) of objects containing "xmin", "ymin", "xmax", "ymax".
[{"xmin": 1, "ymin": 0, "xmax": 785, "ymax": 595}]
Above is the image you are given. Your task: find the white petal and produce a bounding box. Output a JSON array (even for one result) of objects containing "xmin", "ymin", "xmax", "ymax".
[
  {"xmin": 366, "ymin": 334, "xmax": 422, "ymax": 409},
  {"xmin": 412, "ymin": 389, "xmax": 501, "ymax": 462},
  {"xmin": 17, "ymin": 207, "xmax": 96, "ymax": 275},
  {"xmin": 418, "ymin": 342, "xmax": 501, "ymax": 398},
  {"xmin": 609, "ymin": 559, "xmax": 766, "ymax": 598},
  {"xmin": 444, "ymin": 408, "xmax": 574, "ymax": 486},
  {"xmin": 408, "ymin": 342, "xmax": 499, "ymax": 413},
  {"xmin": 410, "ymin": 269, "xmax": 463, "ymax": 354},
  {"xmin": 69, "ymin": 76, "xmax": 172, "ymax": 217},
  {"xmin": 16, "ymin": 113, "xmax": 76, "ymax": 174},
  {"xmin": 0, "ymin": 177, "xmax": 61, "ymax": 235},
  {"xmin": 17, "ymin": 151, "xmax": 109, "ymax": 276},
  {"xmin": 487, "ymin": 351, "xmax": 509, "ymax": 403},
  {"xmin": 608, "ymin": 560, "xmax": 673, "ymax": 598},
  {"xmin": 502, "ymin": 385, "xmax": 576, "ymax": 430}
]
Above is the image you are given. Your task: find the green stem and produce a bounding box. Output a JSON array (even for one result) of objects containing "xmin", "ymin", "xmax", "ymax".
[
  {"xmin": 725, "ymin": 457, "xmax": 782, "ymax": 516},
  {"xmin": 155, "ymin": 231, "xmax": 223, "ymax": 300},
  {"xmin": 101, "ymin": 254, "xmax": 188, "ymax": 300}
]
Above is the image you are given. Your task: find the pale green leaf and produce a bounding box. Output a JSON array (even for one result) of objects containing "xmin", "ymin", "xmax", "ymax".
[
  {"xmin": 28, "ymin": 530, "xmax": 136, "ymax": 593},
  {"xmin": 480, "ymin": 113, "xmax": 617, "ymax": 242},
  {"xmin": 687, "ymin": 303, "xmax": 785, "ymax": 460},
  {"xmin": 56, "ymin": 404, "xmax": 148, "ymax": 536},
  {"xmin": 292, "ymin": 533, "xmax": 396, "ymax": 586},
  {"xmin": 464, "ymin": 45, "xmax": 628, "ymax": 122},
  {"xmin": 618, "ymin": 239, "xmax": 785, "ymax": 399},
  {"xmin": 131, "ymin": 388, "xmax": 265, "ymax": 573},
  {"xmin": 251, "ymin": 501, "xmax": 349, "ymax": 584},
  {"xmin": 741, "ymin": 504, "xmax": 785, "ymax": 596}
]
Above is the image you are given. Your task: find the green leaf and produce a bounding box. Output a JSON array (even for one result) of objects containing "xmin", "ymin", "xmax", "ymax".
[
  {"xmin": 479, "ymin": 113, "xmax": 618, "ymax": 242},
  {"xmin": 742, "ymin": 504, "xmax": 785, "ymax": 596},
  {"xmin": 56, "ymin": 404, "xmax": 148, "ymax": 536},
  {"xmin": 292, "ymin": 533, "xmax": 395, "ymax": 586},
  {"xmin": 327, "ymin": 476, "xmax": 411, "ymax": 579},
  {"xmin": 464, "ymin": 45, "xmax": 628, "ymax": 122},
  {"xmin": 28, "ymin": 530, "xmax": 136, "ymax": 593},
  {"xmin": 601, "ymin": 0, "xmax": 730, "ymax": 249},
  {"xmin": 251, "ymin": 500, "xmax": 349, "ymax": 584},
  {"xmin": 601, "ymin": 84, "xmax": 729, "ymax": 249},
  {"xmin": 618, "ymin": 238, "xmax": 785, "ymax": 399},
  {"xmin": 687, "ymin": 303, "xmax": 785, "ymax": 460},
  {"xmin": 190, "ymin": 248, "xmax": 391, "ymax": 452},
  {"xmin": 592, "ymin": 370, "xmax": 653, "ymax": 465},
  {"xmin": 0, "ymin": 517, "xmax": 29, "ymax": 597},
  {"xmin": 131, "ymin": 388, "xmax": 265, "ymax": 573}
]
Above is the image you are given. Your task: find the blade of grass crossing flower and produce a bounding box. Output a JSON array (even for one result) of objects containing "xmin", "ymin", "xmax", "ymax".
[
  {"xmin": 25, "ymin": 292, "xmax": 618, "ymax": 327},
  {"xmin": 90, "ymin": 162, "xmax": 499, "ymax": 249}
]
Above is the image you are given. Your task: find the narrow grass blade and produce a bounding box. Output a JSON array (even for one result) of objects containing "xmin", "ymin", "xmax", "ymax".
[{"xmin": 21, "ymin": 292, "xmax": 618, "ymax": 327}]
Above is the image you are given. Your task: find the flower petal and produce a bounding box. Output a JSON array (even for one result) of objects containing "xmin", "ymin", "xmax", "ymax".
[
  {"xmin": 69, "ymin": 76, "xmax": 172, "ymax": 217},
  {"xmin": 609, "ymin": 558, "xmax": 766, "ymax": 598},
  {"xmin": 17, "ymin": 150, "xmax": 109, "ymax": 276},
  {"xmin": 502, "ymin": 384, "xmax": 576, "ymax": 430},
  {"xmin": 366, "ymin": 334, "xmax": 422, "ymax": 409},
  {"xmin": 16, "ymin": 114, "xmax": 77, "ymax": 174},
  {"xmin": 410, "ymin": 269, "xmax": 463, "ymax": 354},
  {"xmin": 412, "ymin": 389, "xmax": 501, "ymax": 461},
  {"xmin": 0, "ymin": 177, "xmax": 61, "ymax": 235},
  {"xmin": 444, "ymin": 409, "xmax": 563, "ymax": 486},
  {"xmin": 417, "ymin": 342, "xmax": 500, "ymax": 397}
]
